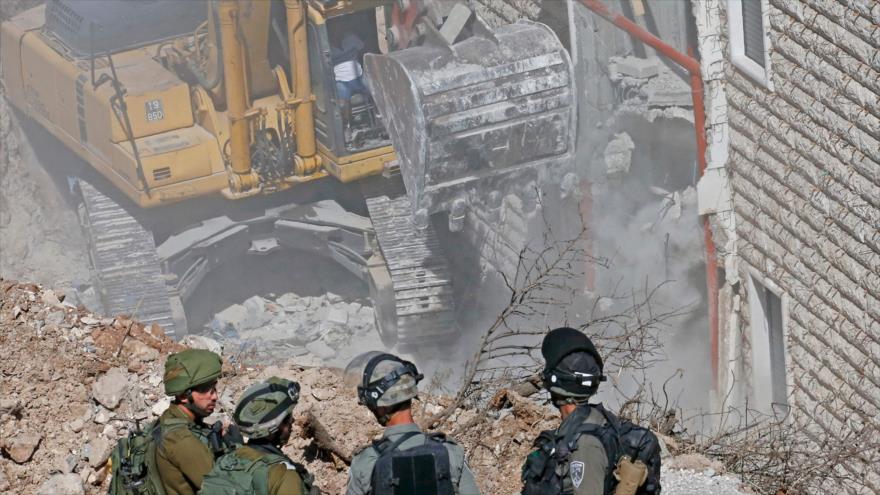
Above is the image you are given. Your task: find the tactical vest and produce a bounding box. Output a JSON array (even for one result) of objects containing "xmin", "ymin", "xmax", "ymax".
[
  {"xmin": 198, "ymin": 444, "xmax": 319, "ymax": 495},
  {"xmin": 370, "ymin": 431, "xmax": 455, "ymax": 495},
  {"xmin": 108, "ymin": 416, "xmax": 231, "ymax": 495},
  {"xmin": 521, "ymin": 404, "xmax": 662, "ymax": 495}
]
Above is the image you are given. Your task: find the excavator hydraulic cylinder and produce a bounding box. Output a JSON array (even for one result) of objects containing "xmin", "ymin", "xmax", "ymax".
[
  {"xmin": 219, "ymin": 0, "xmax": 257, "ymax": 191},
  {"xmin": 285, "ymin": 0, "xmax": 320, "ymax": 175}
]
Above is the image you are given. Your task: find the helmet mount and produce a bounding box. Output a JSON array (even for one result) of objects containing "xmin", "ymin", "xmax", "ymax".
[{"xmin": 357, "ymin": 353, "xmax": 423, "ymax": 410}]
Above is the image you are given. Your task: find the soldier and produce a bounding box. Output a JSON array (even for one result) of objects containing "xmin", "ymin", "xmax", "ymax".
[
  {"xmin": 521, "ymin": 327, "xmax": 661, "ymax": 495},
  {"xmin": 156, "ymin": 348, "xmax": 227, "ymax": 495},
  {"xmin": 344, "ymin": 351, "xmax": 481, "ymax": 495},
  {"xmin": 199, "ymin": 377, "xmax": 319, "ymax": 494}
]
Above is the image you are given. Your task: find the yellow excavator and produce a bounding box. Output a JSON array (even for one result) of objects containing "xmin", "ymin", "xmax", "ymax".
[{"xmin": 1, "ymin": 0, "xmax": 575, "ymax": 349}]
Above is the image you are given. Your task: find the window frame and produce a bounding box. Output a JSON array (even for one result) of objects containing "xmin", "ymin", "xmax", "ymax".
[
  {"xmin": 727, "ymin": 0, "xmax": 774, "ymax": 89},
  {"xmin": 746, "ymin": 269, "xmax": 791, "ymax": 419}
]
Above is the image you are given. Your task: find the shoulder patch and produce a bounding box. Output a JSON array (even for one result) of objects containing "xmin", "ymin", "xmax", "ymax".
[
  {"xmin": 570, "ymin": 460, "xmax": 585, "ymax": 488},
  {"xmin": 281, "ymin": 461, "xmax": 299, "ymax": 471}
]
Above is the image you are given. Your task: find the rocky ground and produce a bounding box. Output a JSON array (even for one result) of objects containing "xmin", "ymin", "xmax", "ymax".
[{"xmin": 0, "ymin": 279, "xmax": 752, "ymax": 494}]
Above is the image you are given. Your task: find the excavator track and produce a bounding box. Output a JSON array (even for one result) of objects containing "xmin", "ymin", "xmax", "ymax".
[
  {"xmin": 366, "ymin": 193, "xmax": 457, "ymax": 349},
  {"xmin": 77, "ymin": 181, "xmax": 178, "ymax": 336}
]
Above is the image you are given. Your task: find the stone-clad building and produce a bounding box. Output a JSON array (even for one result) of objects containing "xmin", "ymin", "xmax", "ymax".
[{"xmin": 694, "ymin": 0, "xmax": 879, "ymax": 489}]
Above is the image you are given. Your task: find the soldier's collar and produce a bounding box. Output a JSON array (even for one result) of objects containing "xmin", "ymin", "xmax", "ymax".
[{"xmin": 383, "ymin": 422, "xmax": 421, "ymax": 438}]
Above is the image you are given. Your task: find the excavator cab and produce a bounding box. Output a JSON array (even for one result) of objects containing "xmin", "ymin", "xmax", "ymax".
[{"xmin": 309, "ymin": 7, "xmax": 390, "ymax": 155}]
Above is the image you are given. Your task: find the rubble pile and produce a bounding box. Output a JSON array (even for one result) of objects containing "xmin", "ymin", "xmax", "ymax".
[
  {"xmin": 0, "ymin": 278, "xmax": 750, "ymax": 494},
  {"xmin": 0, "ymin": 280, "xmax": 552, "ymax": 494},
  {"xmin": 0, "ymin": 279, "xmax": 182, "ymax": 494},
  {"xmin": 205, "ymin": 291, "xmax": 384, "ymax": 367}
]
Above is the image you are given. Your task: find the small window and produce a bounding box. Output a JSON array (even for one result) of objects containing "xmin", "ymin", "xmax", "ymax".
[
  {"xmin": 747, "ymin": 274, "xmax": 789, "ymax": 417},
  {"xmin": 727, "ymin": 0, "xmax": 773, "ymax": 88}
]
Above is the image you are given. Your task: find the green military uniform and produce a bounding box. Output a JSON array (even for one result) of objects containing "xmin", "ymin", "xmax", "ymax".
[
  {"xmin": 155, "ymin": 405, "xmax": 216, "ymax": 495},
  {"xmin": 229, "ymin": 444, "xmax": 305, "ymax": 495},
  {"xmin": 345, "ymin": 423, "xmax": 480, "ymax": 495}
]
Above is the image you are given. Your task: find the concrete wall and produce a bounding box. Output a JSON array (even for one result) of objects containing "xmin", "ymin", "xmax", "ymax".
[{"xmin": 695, "ymin": 0, "xmax": 880, "ymax": 489}]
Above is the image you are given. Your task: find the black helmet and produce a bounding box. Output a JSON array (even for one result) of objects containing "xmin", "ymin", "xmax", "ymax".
[{"xmin": 541, "ymin": 327, "xmax": 606, "ymax": 398}]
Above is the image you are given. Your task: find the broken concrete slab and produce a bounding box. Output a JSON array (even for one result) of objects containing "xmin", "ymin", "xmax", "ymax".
[
  {"xmin": 2, "ymin": 433, "xmax": 41, "ymax": 463},
  {"xmin": 646, "ymin": 72, "xmax": 693, "ymax": 107},
  {"xmin": 91, "ymin": 367, "xmax": 130, "ymax": 410},
  {"xmin": 212, "ymin": 303, "xmax": 249, "ymax": 332},
  {"xmin": 439, "ymin": 3, "xmax": 472, "ymax": 44},
  {"xmin": 604, "ymin": 132, "xmax": 635, "ymax": 179},
  {"xmin": 325, "ymin": 308, "xmax": 349, "ymax": 326},
  {"xmin": 93, "ymin": 406, "xmax": 113, "ymax": 424},
  {"xmin": 122, "ymin": 338, "xmax": 160, "ymax": 362},
  {"xmin": 0, "ymin": 398, "xmax": 20, "ymax": 416},
  {"xmin": 37, "ymin": 474, "xmax": 84, "ymax": 495},
  {"xmin": 243, "ymin": 295, "xmax": 274, "ymax": 323},
  {"xmin": 306, "ymin": 340, "xmax": 336, "ymax": 360},
  {"xmin": 276, "ymin": 293, "xmax": 308, "ymax": 312},
  {"xmin": 610, "ymin": 56, "xmax": 662, "ymax": 79},
  {"xmin": 152, "ymin": 397, "xmax": 172, "ymax": 417},
  {"xmin": 180, "ymin": 335, "xmax": 223, "ymax": 356},
  {"xmin": 83, "ymin": 436, "xmax": 112, "ymax": 468}
]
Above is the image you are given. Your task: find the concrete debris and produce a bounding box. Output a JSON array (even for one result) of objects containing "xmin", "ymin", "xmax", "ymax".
[
  {"xmin": 93, "ymin": 407, "xmax": 113, "ymax": 425},
  {"xmin": 179, "ymin": 334, "xmax": 223, "ymax": 356},
  {"xmin": 608, "ymin": 55, "xmax": 693, "ymax": 113},
  {"xmin": 2, "ymin": 433, "xmax": 42, "ymax": 464},
  {"xmin": 666, "ymin": 453, "xmax": 726, "ymax": 473},
  {"xmin": 41, "ymin": 289, "xmax": 63, "ymax": 307},
  {"xmin": 243, "ymin": 295, "xmax": 275, "ymax": 328},
  {"xmin": 211, "ymin": 303, "xmax": 251, "ymax": 333},
  {"xmin": 609, "ymin": 55, "xmax": 662, "ymax": 79},
  {"xmin": 210, "ymin": 291, "xmax": 381, "ymax": 367},
  {"xmin": 122, "ymin": 338, "xmax": 160, "ymax": 362},
  {"xmin": 152, "ymin": 397, "xmax": 172, "ymax": 417},
  {"xmin": 68, "ymin": 418, "xmax": 85, "ymax": 434},
  {"xmin": 646, "ymin": 72, "xmax": 693, "ymax": 108},
  {"xmin": 36, "ymin": 474, "xmax": 85, "ymax": 495},
  {"xmin": 0, "ymin": 398, "xmax": 20, "ymax": 416},
  {"xmin": 604, "ymin": 132, "xmax": 635, "ymax": 179},
  {"xmin": 82, "ymin": 437, "xmax": 112, "ymax": 468},
  {"xmin": 305, "ymin": 340, "xmax": 337, "ymax": 361},
  {"xmin": 91, "ymin": 367, "xmax": 130, "ymax": 410},
  {"xmin": 661, "ymin": 466, "xmax": 750, "ymax": 495},
  {"xmin": 79, "ymin": 315, "xmax": 101, "ymax": 326}
]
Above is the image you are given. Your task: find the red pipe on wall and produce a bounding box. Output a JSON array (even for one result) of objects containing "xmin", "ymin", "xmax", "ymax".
[{"xmin": 578, "ymin": 0, "xmax": 721, "ymax": 389}]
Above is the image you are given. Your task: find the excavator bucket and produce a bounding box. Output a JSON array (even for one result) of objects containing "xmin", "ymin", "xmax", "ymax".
[{"xmin": 364, "ymin": 14, "xmax": 576, "ymax": 221}]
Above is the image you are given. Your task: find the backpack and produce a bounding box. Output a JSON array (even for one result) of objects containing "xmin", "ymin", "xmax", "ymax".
[
  {"xmin": 521, "ymin": 405, "xmax": 661, "ymax": 495},
  {"xmin": 199, "ymin": 446, "xmax": 319, "ymax": 495},
  {"xmin": 108, "ymin": 419, "xmax": 167, "ymax": 495},
  {"xmin": 370, "ymin": 431, "xmax": 455, "ymax": 495},
  {"xmin": 109, "ymin": 417, "xmax": 233, "ymax": 495}
]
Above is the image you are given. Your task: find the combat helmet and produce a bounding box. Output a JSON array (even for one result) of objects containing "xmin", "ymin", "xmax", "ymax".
[
  {"xmin": 344, "ymin": 351, "xmax": 423, "ymax": 410},
  {"xmin": 541, "ymin": 327, "xmax": 606, "ymax": 400},
  {"xmin": 233, "ymin": 377, "xmax": 300, "ymax": 440},
  {"xmin": 164, "ymin": 348, "xmax": 223, "ymax": 396}
]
